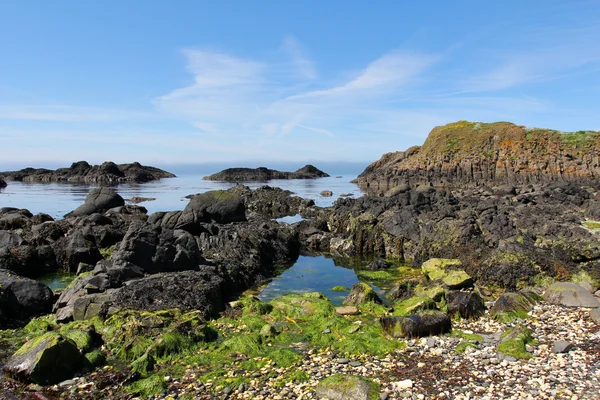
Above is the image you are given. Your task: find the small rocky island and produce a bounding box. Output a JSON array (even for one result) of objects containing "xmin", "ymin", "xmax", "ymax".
[
  {"xmin": 1, "ymin": 121, "xmax": 599, "ymax": 399},
  {"xmin": 0, "ymin": 161, "xmax": 175, "ymax": 184},
  {"xmin": 203, "ymin": 164, "xmax": 329, "ymax": 181}
]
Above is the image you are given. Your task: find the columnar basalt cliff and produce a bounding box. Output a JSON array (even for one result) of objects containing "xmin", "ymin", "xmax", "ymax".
[
  {"xmin": 0, "ymin": 161, "xmax": 175, "ymax": 183},
  {"xmin": 356, "ymin": 121, "xmax": 600, "ymax": 193}
]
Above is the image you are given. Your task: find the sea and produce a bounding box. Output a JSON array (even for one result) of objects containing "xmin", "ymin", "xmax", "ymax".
[{"xmin": 0, "ymin": 162, "xmax": 368, "ymax": 219}]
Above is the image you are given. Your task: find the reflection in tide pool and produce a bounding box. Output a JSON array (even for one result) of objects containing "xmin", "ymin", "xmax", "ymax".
[
  {"xmin": 275, "ymin": 214, "xmax": 305, "ymax": 224},
  {"xmin": 38, "ymin": 271, "xmax": 77, "ymax": 291},
  {"xmin": 258, "ymin": 255, "xmax": 385, "ymax": 306}
]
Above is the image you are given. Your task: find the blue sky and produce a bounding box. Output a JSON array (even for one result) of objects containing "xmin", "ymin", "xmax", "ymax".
[{"xmin": 1, "ymin": 0, "xmax": 600, "ymax": 167}]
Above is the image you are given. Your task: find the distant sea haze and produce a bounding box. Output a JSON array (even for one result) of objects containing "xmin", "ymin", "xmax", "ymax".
[{"xmin": 0, "ymin": 162, "xmax": 368, "ymax": 219}]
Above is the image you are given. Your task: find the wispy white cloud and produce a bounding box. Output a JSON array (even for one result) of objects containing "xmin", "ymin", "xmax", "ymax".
[{"xmin": 282, "ymin": 36, "xmax": 317, "ymax": 80}]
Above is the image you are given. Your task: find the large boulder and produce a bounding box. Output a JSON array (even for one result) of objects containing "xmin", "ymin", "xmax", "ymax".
[
  {"xmin": 0, "ymin": 270, "xmax": 53, "ymax": 327},
  {"xmin": 3, "ymin": 332, "xmax": 86, "ymax": 384},
  {"xmin": 446, "ymin": 290, "xmax": 486, "ymax": 320},
  {"xmin": 113, "ymin": 268, "xmax": 226, "ymax": 319},
  {"xmin": 184, "ymin": 190, "xmax": 246, "ymax": 223},
  {"xmin": 490, "ymin": 291, "xmax": 540, "ymax": 320},
  {"xmin": 53, "ymin": 229, "xmax": 103, "ymax": 272},
  {"xmin": 67, "ymin": 187, "xmax": 125, "ymax": 217},
  {"xmin": 0, "ymin": 178, "xmax": 6, "ymax": 188},
  {"xmin": 111, "ymin": 222, "xmax": 204, "ymax": 274},
  {"xmin": 380, "ymin": 310, "xmax": 451, "ymax": 338},
  {"xmin": 421, "ymin": 258, "xmax": 473, "ymax": 289},
  {"xmin": 343, "ymin": 282, "xmax": 382, "ymax": 306},
  {"xmin": 543, "ymin": 282, "xmax": 600, "ymax": 308},
  {"xmin": 315, "ymin": 374, "xmax": 379, "ymax": 400}
]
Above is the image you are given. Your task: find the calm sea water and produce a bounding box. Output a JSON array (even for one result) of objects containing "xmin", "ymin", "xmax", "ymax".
[{"xmin": 0, "ymin": 163, "xmax": 367, "ymax": 219}]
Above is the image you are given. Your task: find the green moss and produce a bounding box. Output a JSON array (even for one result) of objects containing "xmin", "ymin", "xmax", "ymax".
[
  {"xmin": 240, "ymin": 297, "xmax": 273, "ymax": 315},
  {"xmin": 99, "ymin": 244, "xmax": 116, "ymax": 260},
  {"xmin": 62, "ymin": 329, "xmax": 94, "ymax": 353},
  {"xmin": 455, "ymin": 341, "xmax": 477, "ymax": 354},
  {"xmin": 493, "ymin": 310, "xmax": 530, "ymax": 323},
  {"xmin": 270, "ymin": 293, "xmax": 336, "ymax": 319},
  {"xmin": 84, "ymin": 349, "xmax": 106, "ymax": 367},
  {"xmin": 449, "ymin": 330, "xmax": 484, "ymax": 342},
  {"xmin": 393, "ymin": 296, "xmax": 437, "ymax": 316},
  {"xmin": 24, "ymin": 315, "xmax": 57, "ymax": 335},
  {"xmin": 207, "ymin": 190, "xmax": 238, "ymax": 200},
  {"xmin": 421, "ymin": 258, "xmax": 462, "ymax": 281},
  {"xmin": 125, "ymin": 374, "xmax": 167, "ymax": 397},
  {"xmin": 130, "ymin": 350, "xmax": 155, "ymax": 374},
  {"xmin": 274, "ymin": 369, "xmax": 309, "ymax": 387},
  {"xmin": 331, "ymin": 286, "xmax": 350, "ymax": 292},
  {"xmin": 267, "ymin": 348, "xmax": 301, "ymax": 368},
  {"xmin": 240, "ymin": 316, "xmax": 268, "ymax": 331},
  {"xmin": 154, "ymin": 332, "xmax": 195, "ymax": 359},
  {"xmin": 498, "ymin": 326, "xmax": 533, "ymax": 360}
]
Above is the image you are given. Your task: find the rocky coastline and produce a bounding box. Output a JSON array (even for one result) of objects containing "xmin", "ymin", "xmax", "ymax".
[
  {"xmin": 356, "ymin": 121, "xmax": 600, "ymax": 193},
  {"xmin": 0, "ymin": 161, "xmax": 175, "ymax": 184},
  {"xmin": 1, "ymin": 121, "xmax": 599, "ymax": 399},
  {"xmin": 203, "ymin": 165, "xmax": 329, "ymax": 181}
]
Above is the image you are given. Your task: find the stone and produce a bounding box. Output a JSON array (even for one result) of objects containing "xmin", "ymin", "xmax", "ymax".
[
  {"xmin": 344, "ymin": 282, "xmax": 382, "ymax": 306},
  {"xmin": 3, "ymin": 332, "xmax": 86, "ymax": 384},
  {"xmin": 67, "ymin": 187, "xmax": 125, "ymax": 217},
  {"xmin": 316, "ymin": 374, "xmax": 379, "ymax": 400},
  {"xmin": 490, "ymin": 291, "xmax": 538, "ymax": 319},
  {"xmin": 367, "ymin": 259, "xmax": 390, "ymax": 271},
  {"xmin": 544, "ymin": 282, "xmax": 600, "ymax": 308},
  {"xmin": 380, "ymin": 310, "xmax": 451, "ymax": 338},
  {"xmin": 421, "ymin": 258, "xmax": 462, "ymax": 281},
  {"xmin": 552, "ymin": 341, "xmax": 575, "ymax": 353},
  {"xmin": 0, "ymin": 269, "xmax": 54, "ymax": 327},
  {"xmin": 336, "ymin": 306, "xmax": 360, "ymax": 315},
  {"xmin": 442, "ymin": 270, "xmax": 473, "ymax": 289},
  {"xmin": 320, "ymin": 190, "xmax": 333, "ymax": 197},
  {"xmin": 446, "ymin": 291, "xmax": 486, "ymax": 319},
  {"xmin": 393, "ymin": 379, "xmax": 413, "ymax": 390},
  {"xmin": 590, "ymin": 308, "xmax": 600, "ymax": 323},
  {"xmin": 184, "ymin": 191, "xmax": 246, "ymax": 223}
]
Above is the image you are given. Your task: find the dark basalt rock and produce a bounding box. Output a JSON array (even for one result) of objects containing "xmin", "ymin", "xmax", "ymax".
[
  {"xmin": 0, "ymin": 161, "xmax": 175, "ymax": 183},
  {"xmin": 0, "ymin": 269, "xmax": 54, "ymax": 328},
  {"xmin": 343, "ymin": 282, "xmax": 382, "ymax": 306},
  {"xmin": 113, "ymin": 268, "xmax": 225, "ymax": 319},
  {"xmin": 0, "ymin": 178, "xmax": 6, "ymax": 188},
  {"xmin": 380, "ymin": 310, "xmax": 451, "ymax": 338},
  {"xmin": 203, "ymin": 164, "xmax": 329, "ymax": 181},
  {"xmin": 446, "ymin": 290, "xmax": 486, "ymax": 320},
  {"xmin": 66, "ymin": 187, "xmax": 125, "ymax": 217},
  {"xmin": 356, "ymin": 121, "xmax": 600, "ymax": 192},
  {"xmin": 184, "ymin": 191, "xmax": 246, "ymax": 223},
  {"xmin": 3, "ymin": 332, "xmax": 86, "ymax": 384},
  {"xmin": 308, "ymin": 180, "xmax": 600, "ymax": 288},
  {"xmin": 366, "ymin": 259, "xmax": 390, "ymax": 271},
  {"xmin": 490, "ymin": 291, "xmax": 540, "ymax": 319}
]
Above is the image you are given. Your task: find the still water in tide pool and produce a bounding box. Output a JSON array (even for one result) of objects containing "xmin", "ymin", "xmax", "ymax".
[
  {"xmin": 38, "ymin": 271, "xmax": 77, "ymax": 291},
  {"xmin": 0, "ymin": 164, "xmax": 366, "ymax": 219},
  {"xmin": 258, "ymin": 255, "xmax": 386, "ymax": 306}
]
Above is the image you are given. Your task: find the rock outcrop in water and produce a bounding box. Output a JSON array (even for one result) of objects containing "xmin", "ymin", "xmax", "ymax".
[
  {"xmin": 356, "ymin": 121, "xmax": 600, "ymax": 193},
  {"xmin": 203, "ymin": 164, "xmax": 329, "ymax": 181},
  {"xmin": 0, "ymin": 161, "xmax": 175, "ymax": 183},
  {"xmin": 0, "ymin": 178, "xmax": 6, "ymax": 188}
]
